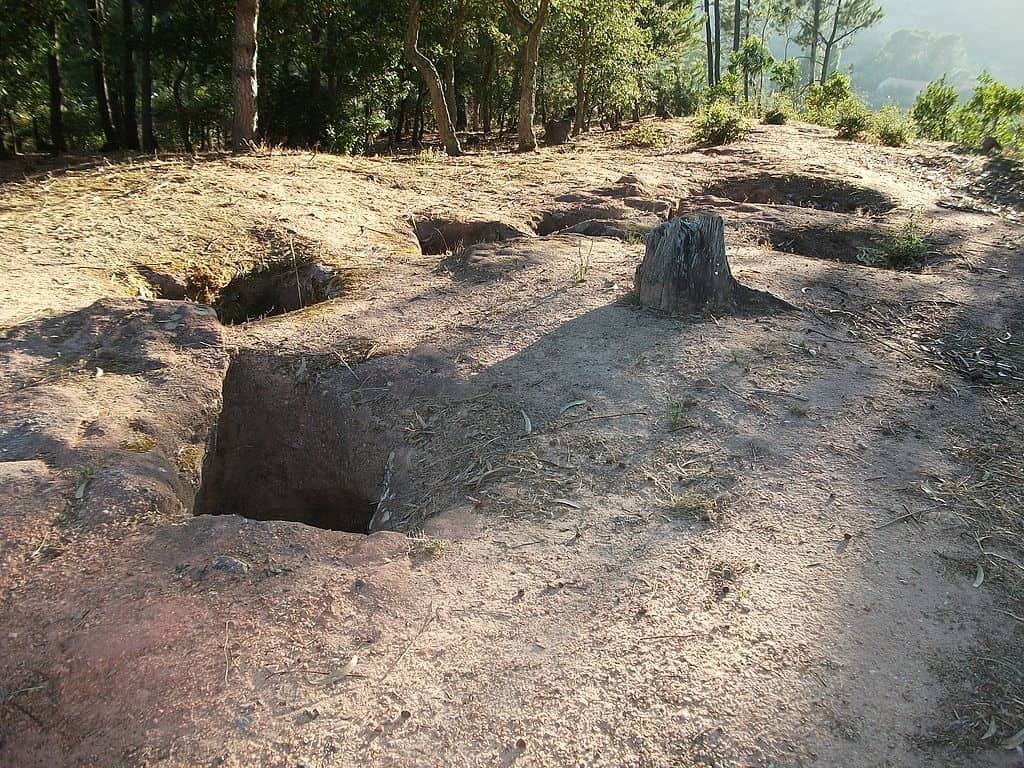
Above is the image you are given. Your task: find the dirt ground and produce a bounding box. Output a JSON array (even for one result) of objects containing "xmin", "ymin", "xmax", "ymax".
[{"xmin": 1, "ymin": 121, "xmax": 1023, "ymax": 768}]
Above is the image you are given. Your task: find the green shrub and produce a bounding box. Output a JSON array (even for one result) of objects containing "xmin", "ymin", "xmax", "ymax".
[
  {"xmin": 691, "ymin": 100, "xmax": 750, "ymax": 146},
  {"xmin": 912, "ymin": 77, "xmax": 959, "ymax": 140},
  {"xmin": 834, "ymin": 97, "xmax": 871, "ymax": 139},
  {"xmin": 623, "ymin": 122, "xmax": 668, "ymax": 147},
  {"xmin": 763, "ymin": 96, "xmax": 794, "ymax": 125},
  {"xmin": 857, "ymin": 214, "xmax": 930, "ymax": 269},
  {"xmin": 872, "ymin": 104, "xmax": 916, "ymax": 147},
  {"xmin": 953, "ymin": 73, "xmax": 1024, "ymax": 150},
  {"xmin": 700, "ymin": 71, "xmax": 741, "ymax": 107},
  {"xmin": 805, "ymin": 72, "xmax": 854, "ymax": 125}
]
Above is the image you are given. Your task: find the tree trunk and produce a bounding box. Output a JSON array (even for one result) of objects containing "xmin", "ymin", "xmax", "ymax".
[
  {"xmin": 412, "ymin": 87, "xmax": 424, "ymax": 147},
  {"xmin": 308, "ymin": 23, "xmax": 322, "ymax": 145},
  {"xmin": 140, "ymin": 0, "xmax": 156, "ymax": 151},
  {"xmin": 808, "ymin": 0, "xmax": 822, "ymax": 87},
  {"xmin": 732, "ymin": 0, "xmax": 740, "ymax": 52},
  {"xmin": 703, "ymin": 0, "xmax": 714, "ymax": 87},
  {"xmin": 87, "ymin": 0, "xmax": 118, "ymax": 149},
  {"xmin": 46, "ymin": 18, "xmax": 66, "ymax": 154},
  {"xmin": 819, "ymin": 0, "xmax": 843, "ymax": 85},
  {"xmin": 443, "ymin": 0, "xmax": 467, "ymax": 125},
  {"xmin": 404, "ymin": 0, "xmax": 462, "ymax": 157},
  {"xmin": 712, "ymin": 0, "xmax": 723, "ymax": 84},
  {"xmin": 481, "ymin": 38, "xmax": 495, "ymax": 136},
  {"xmin": 572, "ymin": 27, "xmax": 588, "ymax": 136},
  {"xmin": 121, "ymin": 0, "xmax": 140, "ymax": 149},
  {"xmin": 635, "ymin": 213, "xmax": 738, "ymax": 313},
  {"xmin": 173, "ymin": 60, "xmax": 192, "ymax": 152},
  {"xmin": 503, "ymin": 0, "xmax": 551, "ymax": 152},
  {"xmin": 232, "ymin": 0, "xmax": 259, "ymax": 152}
]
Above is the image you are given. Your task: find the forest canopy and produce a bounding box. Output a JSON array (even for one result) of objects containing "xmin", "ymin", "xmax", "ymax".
[{"xmin": 0, "ymin": 0, "xmax": 1021, "ymax": 156}]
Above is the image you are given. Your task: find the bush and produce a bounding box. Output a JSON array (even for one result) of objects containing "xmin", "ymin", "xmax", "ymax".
[
  {"xmin": 953, "ymin": 73, "xmax": 1024, "ymax": 150},
  {"xmin": 691, "ymin": 101, "xmax": 750, "ymax": 146},
  {"xmin": 623, "ymin": 123, "xmax": 668, "ymax": 147},
  {"xmin": 763, "ymin": 96, "xmax": 795, "ymax": 125},
  {"xmin": 857, "ymin": 214, "xmax": 930, "ymax": 269},
  {"xmin": 834, "ymin": 97, "xmax": 871, "ymax": 139},
  {"xmin": 805, "ymin": 72, "xmax": 854, "ymax": 125},
  {"xmin": 700, "ymin": 70, "xmax": 741, "ymax": 107},
  {"xmin": 872, "ymin": 104, "xmax": 916, "ymax": 147},
  {"xmin": 912, "ymin": 77, "xmax": 959, "ymax": 140}
]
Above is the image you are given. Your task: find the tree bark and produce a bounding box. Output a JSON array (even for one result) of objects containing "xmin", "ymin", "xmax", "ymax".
[
  {"xmin": 308, "ymin": 23, "xmax": 322, "ymax": 144},
  {"xmin": 46, "ymin": 17, "xmax": 66, "ymax": 154},
  {"xmin": 173, "ymin": 60, "xmax": 192, "ymax": 152},
  {"xmin": 87, "ymin": 0, "xmax": 118, "ymax": 149},
  {"xmin": 635, "ymin": 213, "xmax": 737, "ymax": 313},
  {"xmin": 503, "ymin": 0, "xmax": 551, "ymax": 152},
  {"xmin": 712, "ymin": 2, "xmax": 723, "ymax": 83},
  {"xmin": 121, "ymin": 0, "xmax": 140, "ymax": 149},
  {"xmin": 232, "ymin": 0, "xmax": 259, "ymax": 152},
  {"xmin": 819, "ymin": 0, "xmax": 843, "ymax": 85},
  {"xmin": 808, "ymin": 0, "xmax": 822, "ymax": 87},
  {"xmin": 481, "ymin": 37, "xmax": 495, "ymax": 136},
  {"xmin": 443, "ymin": 0, "xmax": 467, "ymax": 125},
  {"xmin": 140, "ymin": 0, "xmax": 156, "ymax": 151},
  {"xmin": 404, "ymin": 0, "xmax": 462, "ymax": 157},
  {"xmin": 703, "ymin": 0, "xmax": 714, "ymax": 87},
  {"xmin": 732, "ymin": 0, "xmax": 741, "ymax": 52}
]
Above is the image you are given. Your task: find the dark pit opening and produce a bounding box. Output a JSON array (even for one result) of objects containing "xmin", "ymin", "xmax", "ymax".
[
  {"xmin": 702, "ymin": 174, "xmax": 897, "ymax": 214},
  {"xmin": 214, "ymin": 262, "xmax": 352, "ymax": 325},
  {"xmin": 414, "ymin": 217, "xmax": 531, "ymax": 255},
  {"xmin": 193, "ymin": 354, "xmax": 382, "ymax": 533}
]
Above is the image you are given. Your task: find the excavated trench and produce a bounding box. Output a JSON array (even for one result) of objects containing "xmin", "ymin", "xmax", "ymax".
[
  {"xmin": 193, "ymin": 353, "xmax": 394, "ymax": 533},
  {"xmin": 413, "ymin": 217, "xmax": 532, "ymax": 255},
  {"xmin": 702, "ymin": 173, "xmax": 897, "ymax": 214}
]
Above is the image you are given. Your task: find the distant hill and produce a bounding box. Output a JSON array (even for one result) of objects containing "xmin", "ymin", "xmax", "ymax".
[{"xmin": 845, "ymin": 0, "xmax": 1023, "ymax": 102}]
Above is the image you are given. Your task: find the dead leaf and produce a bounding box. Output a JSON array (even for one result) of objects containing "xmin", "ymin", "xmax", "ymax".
[
  {"xmin": 559, "ymin": 400, "xmax": 587, "ymax": 416},
  {"xmin": 1002, "ymin": 727, "xmax": 1024, "ymax": 750},
  {"xmin": 317, "ymin": 655, "xmax": 358, "ymax": 685},
  {"xmin": 972, "ymin": 565, "xmax": 985, "ymax": 588},
  {"xmin": 982, "ymin": 718, "xmax": 997, "ymax": 740},
  {"xmin": 521, "ymin": 410, "xmax": 532, "ymax": 435}
]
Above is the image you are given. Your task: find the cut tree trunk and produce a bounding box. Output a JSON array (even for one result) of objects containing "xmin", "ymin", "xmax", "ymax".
[
  {"xmin": 633, "ymin": 213, "xmax": 793, "ymax": 315},
  {"xmin": 635, "ymin": 213, "xmax": 737, "ymax": 313}
]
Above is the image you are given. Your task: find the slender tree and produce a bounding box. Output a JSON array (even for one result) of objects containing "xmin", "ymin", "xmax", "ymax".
[
  {"xmin": 818, "ymin": 0, "xmax": 882, "ymax": 84},
  {"xmin": 703, "ymin": 0, "xmax": 714, "ymax": 86},
  {"xmin": 86, "ymin": 0, "xmax": 118, "ymax": 149},
  {"xmin": 404, "ymin": 0, "xmax": 462, "ymax": 156},
  {"xmin": 713, "ymin": 0, "xmax": 721, "ymax": 83},
  {"xmin": 231, "ymin": 0, "xmax": 259, "ymax": 151},
  {"xmin": 121, "ymin": 0, "xmax": 140, "ymax": 149},
  {"xmin": 46, "ymin": 16, "xmax": 66, "ymax": 154},
  {"xmin": 503, "ymin": 0, "xmax": 551, "ymax": 152},
  {"xmin": 443, "ymin": 0, "xmax": 468, "ymax": 125},
  {"xmin": 807, "ymin": 0, "xmax": 821, "ymax": 86},
  {"xmin": 140, "ymin": 0, "xmax": 156, "ymax": 151},
  {"xmin": 732, "ymin": 0, "xmax": 740, "ymax": 53}
]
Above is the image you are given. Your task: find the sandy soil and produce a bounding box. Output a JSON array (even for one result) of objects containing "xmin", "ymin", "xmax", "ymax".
[{"xmin": 1, "ymin": 121, "xmax": 1022, "ymax": 768}]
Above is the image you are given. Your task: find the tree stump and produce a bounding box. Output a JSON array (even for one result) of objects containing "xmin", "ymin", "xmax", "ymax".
[{"xmin": 634, "ymin": 212, "xmax": 738, "ymax": 313}]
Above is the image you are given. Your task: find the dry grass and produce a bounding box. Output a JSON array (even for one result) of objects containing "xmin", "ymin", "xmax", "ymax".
[{"xmin": 926, "ymin": 396, "xmax": 1024, "ymax": 749}]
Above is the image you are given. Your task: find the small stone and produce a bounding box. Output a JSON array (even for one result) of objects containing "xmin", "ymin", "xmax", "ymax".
[{"xmin": 213, "ymin": 555, "xmax": 250, "ymax": 574}]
